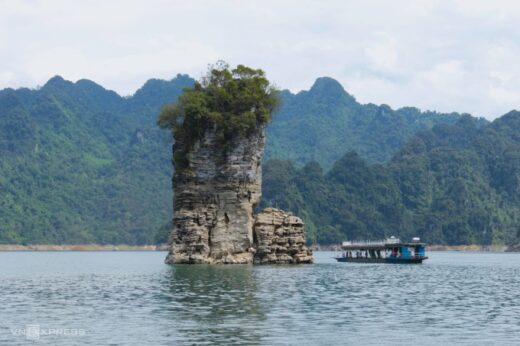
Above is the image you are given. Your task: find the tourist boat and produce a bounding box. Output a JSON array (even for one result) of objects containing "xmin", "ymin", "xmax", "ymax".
[{"xmin": 335, "ymin": 236, "xmax": 428, "ymax": 264}]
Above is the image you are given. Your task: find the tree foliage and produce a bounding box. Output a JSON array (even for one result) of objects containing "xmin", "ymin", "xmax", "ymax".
[
  {"xmin": 264, "ymin": 78, "xmax": 487, "ymax": 168},
  {"xmin": 262, "ymin": 113, "xmax": 520, "ymax": 246},
  {"xmin": 158, "ymin": 62, "xmax": 279, "ymax": 170},
  {"xmin": 0, "ymin": 74, "xmax": 194, "ymax": 245}
]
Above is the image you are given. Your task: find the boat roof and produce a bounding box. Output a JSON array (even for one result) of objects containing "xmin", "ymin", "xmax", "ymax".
[{"xmin": 341, "ymin": 239, "xmax": 426, "ymax": 250}]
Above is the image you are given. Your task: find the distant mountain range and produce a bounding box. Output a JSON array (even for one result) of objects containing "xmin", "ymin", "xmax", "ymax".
[{"xmin": 0, "ymin": 74, "xmax": 489, "ymax": 245}]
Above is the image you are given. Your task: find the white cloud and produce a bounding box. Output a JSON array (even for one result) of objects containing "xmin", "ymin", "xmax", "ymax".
[
  {"xmin": 1, "ymin": 0, "xmax": 520, "ymax": 118},
  {"xmin": 364, "ymin": 34, "xmax": 399, "ymax": 73}
]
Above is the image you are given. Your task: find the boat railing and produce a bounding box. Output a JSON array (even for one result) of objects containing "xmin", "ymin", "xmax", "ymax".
[
  {"xmin": 342, "ymin": 238, "xmax": 401, "ymax": 247},
  {"xmin": 342, "ymin": 240, "xmax": 385, "ymax": 247},
  {"xmin": 384, "ymin": 237, "xmax": 400, "ymax": 244}
]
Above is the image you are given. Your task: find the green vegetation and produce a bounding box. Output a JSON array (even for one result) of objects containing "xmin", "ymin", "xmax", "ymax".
[
  {"xmin": 0, "ymin": 71, "xmax": 493, "ymax": 245},
  {"xmin": 262, "ymin": 113, "xmax": 520, "ymax": 246},
  {"xmin": 264, "ymin": 77, "xmax": 486, "ymax": 168},
  {"xmin": 0, "ymin": 74, "xmax": 194, "ymax": 244},
  {"xmin": 158, "ymin": 62, "xmax": 279, "ymax": 170}
]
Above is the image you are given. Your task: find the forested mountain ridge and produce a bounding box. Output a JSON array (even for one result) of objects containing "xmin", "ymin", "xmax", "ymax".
[
  {"xmin": 0, "ymin": 74, "xmax": 483, "ymax": 245},
  {"xmin": 265, "ymin": 77, "xmax": 485, "ymax": 168},
  {"xmin": 262, "ymin": 112, "xmax": 520, "ymax": 246},
  {"xmin": 0, "ymin": 74, "xmax": 194, "ymax": 244}
]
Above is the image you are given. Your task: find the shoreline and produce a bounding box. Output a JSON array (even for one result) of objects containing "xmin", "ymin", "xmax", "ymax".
[
  {"xmin": 311, "ymin": 244, "xmax": 509, "ymax": 252},
  {"xmin": 0, "ymin": 244, "xmax": 512, "ymax": 252},
  {"xmin": 426, "ymin": 244, "xmax": 507, "ymax": 252},
  {"xmin": 0, "ymin": 244, "xmax": 170, "ymax": 251}
]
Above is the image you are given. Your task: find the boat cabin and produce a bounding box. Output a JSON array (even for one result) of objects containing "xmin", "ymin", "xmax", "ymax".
[{"xmin": 336, "ymin": 236, "xmax": 428, "ymax": 264}]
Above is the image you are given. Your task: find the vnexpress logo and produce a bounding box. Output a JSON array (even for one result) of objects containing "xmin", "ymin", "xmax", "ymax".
[
  {"xmin": 25, "ymin": 324, "xmax": 40, "ymax": 341},
  {"xmin": 10, "ymin": 324, "xmax": 86, "ymax": 341}
]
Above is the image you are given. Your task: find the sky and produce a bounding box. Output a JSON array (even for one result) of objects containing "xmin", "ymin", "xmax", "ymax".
[{"xmin": 1, "ymin": 0, "xmax": 520, "ymax": 119}]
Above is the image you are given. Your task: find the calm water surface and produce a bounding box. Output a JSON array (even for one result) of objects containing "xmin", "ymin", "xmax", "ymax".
[{"xmin": 1, "ymin": 251, "xmax": 520, "ymax": 345}]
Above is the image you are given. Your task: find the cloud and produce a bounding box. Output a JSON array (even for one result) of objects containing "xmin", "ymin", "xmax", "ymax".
[{"xmin": 0, "ymin": 0, "xmax": 519, "ymax": 118}]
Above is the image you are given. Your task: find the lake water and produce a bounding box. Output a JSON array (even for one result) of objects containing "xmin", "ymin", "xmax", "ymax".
[{"xmin": 1, "ymin": 251, "xmax": 520, "ymax": 345}]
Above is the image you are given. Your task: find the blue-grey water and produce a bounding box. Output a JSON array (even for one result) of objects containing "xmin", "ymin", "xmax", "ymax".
[{"xmin": 1, "ymin": 251, "xmax": 520, "ymax": 345}]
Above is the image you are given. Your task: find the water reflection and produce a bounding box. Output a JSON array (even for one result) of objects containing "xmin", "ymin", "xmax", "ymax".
[{"xmin": 161, "ymin": 265, "xmax": 265, "ymax": 345}]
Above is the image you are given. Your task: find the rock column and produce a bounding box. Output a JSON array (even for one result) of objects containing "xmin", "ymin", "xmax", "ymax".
[{"xmin": 165, "ymin": 126, "xmax": 264, "ymax": 264}]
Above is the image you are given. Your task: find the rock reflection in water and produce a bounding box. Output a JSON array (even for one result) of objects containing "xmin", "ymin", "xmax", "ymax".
[{"xmin": 161, "ymin": 264, "xmax": 265, "ymax": 345}]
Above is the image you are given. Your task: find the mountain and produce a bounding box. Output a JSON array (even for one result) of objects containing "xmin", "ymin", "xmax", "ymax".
[
  {"xmin": 0, "ymin": 74, "xmax": 194, "ymax": 244},
  {"xmin": 265, "ymin": 77, "xmax": 484, "ymax": 168},
  {"xmin": 0, "ymin": 75, "xmax": 483, "ymax": 245},
  {"xmin": 262, "ymin": 113, "xmax": 520, "ymax": 246}
]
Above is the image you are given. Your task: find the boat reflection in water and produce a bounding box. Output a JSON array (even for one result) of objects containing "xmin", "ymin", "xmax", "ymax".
[{"xmin": 335, "ymin": 236, "xmax": 428, "ymax": 264}]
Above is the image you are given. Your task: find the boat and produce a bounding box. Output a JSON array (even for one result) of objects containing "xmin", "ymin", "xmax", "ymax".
[{"xmin": 335, "ymin": 236, "xmax": 428, "ymax": 264}]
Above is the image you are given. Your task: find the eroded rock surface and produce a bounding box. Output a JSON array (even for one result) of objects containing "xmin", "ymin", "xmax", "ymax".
[
  {"xmin": 253, "ymin": 208, "xmax": 313, "ymax": 264},
  {"xmin": 165, "ymin": 126, "xmax": 264, "ymax": 264},
  {"xmin": 165, "ymin": 126, "xmax": 313, "ymax": 264}
]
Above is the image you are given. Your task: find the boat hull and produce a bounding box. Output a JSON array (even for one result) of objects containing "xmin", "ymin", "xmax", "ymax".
[{"xmin": 335, "ymin": 257, "xmax": 427, "ymax": 264}]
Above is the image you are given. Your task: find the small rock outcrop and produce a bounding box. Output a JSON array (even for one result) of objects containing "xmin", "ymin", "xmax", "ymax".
[{"xmin": 253, "ymin": 208, "xmax": 313, "ymax": 264}]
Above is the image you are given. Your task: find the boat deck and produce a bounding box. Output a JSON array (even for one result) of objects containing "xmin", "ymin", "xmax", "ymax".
[
  {"xmin": 340, "ymin": 241, "xmax": 427, "ymax": 250},
  {"xmin": 335, "ymin": 257, "xmax": 427, "ymax": 264}
]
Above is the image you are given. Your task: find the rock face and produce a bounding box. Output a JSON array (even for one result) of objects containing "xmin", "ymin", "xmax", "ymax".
[
  {"xmin": 165, "ymin": 125, "xmax": 264, "ymax": 264},
  {"xmin": 165, "ymin": 125, "xmax": 313, "ymax": 264},
  {"xmin": 253, "ymin": 208, "xmax": 313, "ymax": 264}
]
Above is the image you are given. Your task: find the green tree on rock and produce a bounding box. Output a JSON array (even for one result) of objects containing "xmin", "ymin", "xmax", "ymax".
[{"xmin": 158, "ymin": 61, "xmax": 279, "ymax": 170}]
